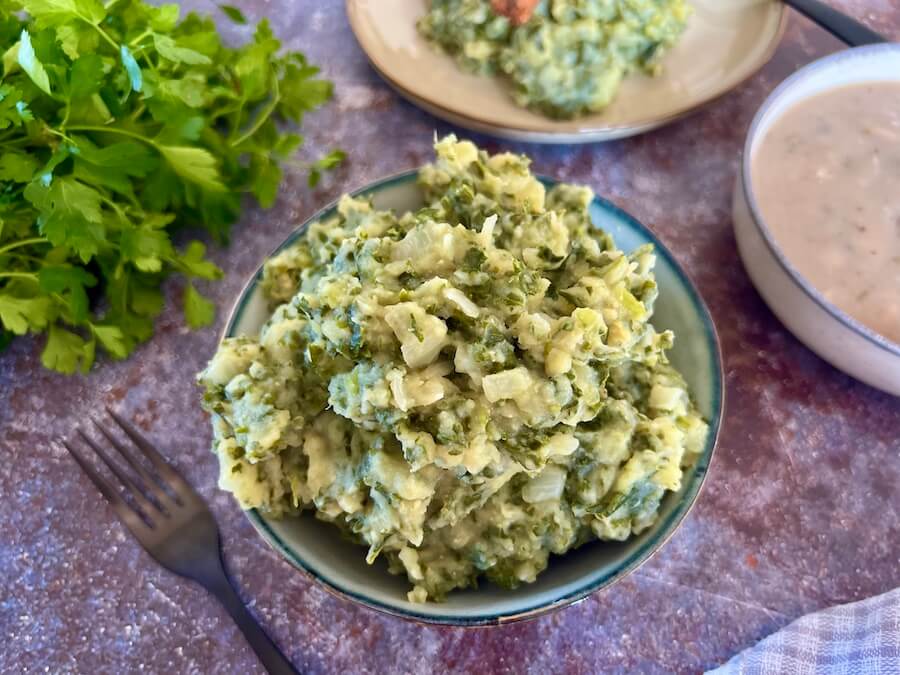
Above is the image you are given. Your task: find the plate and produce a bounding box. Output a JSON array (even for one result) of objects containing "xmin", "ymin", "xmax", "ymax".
[
  {"xmin": 222, "ymin": 171, "xmax": 724, "ymax": 624},
  {"xmin": 347, "ymin": 0, "xmax": 788, "ymax": 143}
]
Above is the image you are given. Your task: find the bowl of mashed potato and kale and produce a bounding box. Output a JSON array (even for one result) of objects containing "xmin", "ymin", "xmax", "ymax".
[
  {"xmin": 418, "ymin": 0, "xmax": 692, "ymax": 119},
  {"xmin": 198, "ymin": 137, "xmax": 723, "ymax": 624}
]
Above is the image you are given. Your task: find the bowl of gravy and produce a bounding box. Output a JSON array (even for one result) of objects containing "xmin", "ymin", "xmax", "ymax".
[{"xmin": 733, "ymin": 43, "xmax": 900, "ymax": 395}]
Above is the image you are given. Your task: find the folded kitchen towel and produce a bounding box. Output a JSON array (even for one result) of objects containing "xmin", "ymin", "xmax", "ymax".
[{"xmin": 708, "ymin": 587, "xmax": 900, "ymax": 674}]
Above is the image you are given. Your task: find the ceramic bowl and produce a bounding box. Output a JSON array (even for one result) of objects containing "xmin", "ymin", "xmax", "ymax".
[
  {"xmin": 733, "ymin": 44, "xmax": 900, "ymax": 396},
  {"xmin": 346, "ymin": 0, "xmax": 787, "ymax": 143},
  {"xmin": 223, "ymin": 171, "xmax": 724, "ymax": 625}
]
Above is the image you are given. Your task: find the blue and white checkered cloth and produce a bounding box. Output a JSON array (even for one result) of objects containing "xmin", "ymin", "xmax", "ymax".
[{"xmin": 709, "ymin": 587, "xmax": 900, "ymax": 674}]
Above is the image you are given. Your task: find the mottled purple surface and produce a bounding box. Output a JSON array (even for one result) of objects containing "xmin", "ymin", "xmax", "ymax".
[{"xmin": 2, "ymin": 3, "xmax": 899, "ymax": 674}]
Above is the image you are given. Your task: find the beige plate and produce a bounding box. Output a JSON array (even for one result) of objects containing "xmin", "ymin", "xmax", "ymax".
[{"xmin": 347, "ymin": 0, "xmax": 787, "ymax": 143}]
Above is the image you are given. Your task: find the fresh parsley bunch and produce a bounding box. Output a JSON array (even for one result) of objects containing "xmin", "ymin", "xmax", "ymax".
[{"xmin": 0, "ymin": 0, "xmax": 342, "ymax": 373}]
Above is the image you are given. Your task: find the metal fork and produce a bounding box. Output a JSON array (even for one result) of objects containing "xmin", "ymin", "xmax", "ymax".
[{"xmin": 61, "ymin": 408, "xmax": 298, "ymax": 675}]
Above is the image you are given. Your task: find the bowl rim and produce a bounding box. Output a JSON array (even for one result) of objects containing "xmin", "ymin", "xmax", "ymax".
[
  {"xmin": 740, "ymin": 42, "xmax": 900, "ymax": 358},
  {"xmin": 346, "ymin": 0, "xmax": 788, "ymax": 142},
  {"xmin": 220, "ymin": 169, "xmax": 725, "ymax": 626}
]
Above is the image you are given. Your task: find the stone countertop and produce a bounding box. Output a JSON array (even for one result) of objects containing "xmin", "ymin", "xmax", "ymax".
[{"xmin": 2, "ymin": 2, "xmax": 898, "ymax": 673}]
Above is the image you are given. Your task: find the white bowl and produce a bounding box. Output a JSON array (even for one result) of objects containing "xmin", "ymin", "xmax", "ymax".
[
  {"xmin": 733, "ymin": 44, "xmax": 900, "ymax": 396},
  {"xmin": 223, "ymin": 171, "xmax": 724, "ymax": 625}
]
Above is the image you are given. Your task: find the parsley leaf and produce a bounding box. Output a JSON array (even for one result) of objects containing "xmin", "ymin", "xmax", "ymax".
[
  {"xmin": 73, "ymin": 138, "xmax": 157, "ymax": 176},
  {"xmin": 0, "ymin": 153, "xmax": 39, "ymax": 182},
  {"xmin": 38, "ymin": 265, "xmax": 96, "ymax": 322},
  {"xmin": 153, "ymin": 34, "xmax": 211, "ymax": 65},
  {"xmin": 91, "ymin": 323, "xmax": 127, "ymax": 359},
  {"xmin": 178, "ymin": 241, "xmax": 223, "ymax": 280},
  {"xmin": 120, "ymin": 225, "xmax": 173, "ymax": 273},
  {"xmin": 183, "ymin": 283, "xmax": 215, "ymax": 328},
  {"xmin": 219, "ymin": 5, "xmax": 247, "ymax": 24},
  {"xmin": 24, "ymin": 176, "xmax": 106, "ymax": 261},
  {"xmin": 17, "ymin": 30, "xmax": 52, "ymax": 94},
  {"xmin": 23, "ymin": 0, "xmax": 106, "ymax": 26},
  {"xmin": 157, "ymin": 145, "xmax": 225, "ymax": 191},
  {"xmin": 68, "ymin": 53, "xmax": 102, "ymax": 97},
  {"xmin": 308, "ymin": 149, "xmax": 346, "ymax": 188},
  {"xmin": 120, "ymin": 45, "xmax": 142, "ymax": 92},
  {"xmin": 41, "ymin": 323, "xmax": 91, "ymax": 374},
  {"xmin": 0, "ymin": 294, "xmax": 52, "ymax": 334}
]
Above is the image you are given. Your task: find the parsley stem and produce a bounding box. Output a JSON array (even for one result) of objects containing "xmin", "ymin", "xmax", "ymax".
[
  {"xmin": 100, "ymin": 195, "xmax": 132, "ymax": 221},
  {"xmin": 0, "ymin": 137, "xmax": 30, "ymax": 148},
  {"xmin": 60, "ymin": 103, "xmax": 71, "ymax": 129},
  {"xmin": 129, "ymin": 104, "xmax": 146, "ymax": 122},
  {"xmin": 129, "ymin": 29, "xmax": 153, "ymax": 47},
  {"xmin": 8, "ymin": 254, "xmax": 46, "ymax": 265},
  {"xmin": 45, "ymin": 127, "xmax": 75, "ymax": 144},
  {"xmin": 231, "ymin": 77, "xmax": 281, "ymax": 148},
  {"xmin": 67, "ymin": 125, "xmax": 157, "ymax": 148},
  {"xmin": 0, "ymin": 238, "xmax": 48, "ymax": 256},
  {"xmin": 70, "ymin": 10, "xmax": 120, "ymax": 53},
  {"xmin": 0, "ymin": 272, "xmax": 38, "ymax": 282},
  {"xmin": 90, "ymin": 22, "xmax": 121, "ymax": 52}
]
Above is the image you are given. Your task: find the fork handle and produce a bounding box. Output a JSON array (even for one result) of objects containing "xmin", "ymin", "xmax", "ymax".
[
  {"xmin": 783, "ymin": 0, "xmax": 887, "ymax": 47},
  {"xmin": 203, "ymin": 564, "xmax": 299, "ymax": 675}
]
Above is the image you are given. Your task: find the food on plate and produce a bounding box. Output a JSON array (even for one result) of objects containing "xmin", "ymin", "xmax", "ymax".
[
  {"xmin": 199, "ymin": 136, "xmax": 708, "ymax": 602},
  {"xmin": 490, "ymin": 0, "xmax": 540, "ymax": 25},
  {"xmin": 0, "ymin": 0, "xmax": 341, "ymax": 374},
  {"xmin": 752, "ymin": 82, "xmax": 900, "ymax": 345},
  {"xmin": 417, "ymin": 0, "xmax": 692, "ymax": 119}
]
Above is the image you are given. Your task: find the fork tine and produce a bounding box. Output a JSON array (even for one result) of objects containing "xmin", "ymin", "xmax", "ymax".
[
  {"xmin": 76, "ymin": 428, "xmax": 163, "ymax": 520},
  {"xmin": 61, "ymin": 440, "xmax": 151, "ymax": 535},
  {"xmin": 106, "ymin": 407, "xmax": 190, "ymax": 501},
  {"xmin": 91, "ymin": 420, "xmax": 177, "ymax": 509},
  {"xmin": 62, "ymin": 439, "xmax": 120, "ymax": 504}
]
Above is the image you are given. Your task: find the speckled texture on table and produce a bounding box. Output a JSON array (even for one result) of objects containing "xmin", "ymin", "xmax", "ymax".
[{"xmin": 2, "ymin": 2, "xmax": 899, "ymax": 674}]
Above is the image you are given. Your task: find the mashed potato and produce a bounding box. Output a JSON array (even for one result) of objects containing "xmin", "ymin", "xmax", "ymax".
[
  {"xmin": 198, "ymin": 136, "xmax": 707, "ymax": 601},
  {"xmin": 418, "ymin": 0, "xmax": 692, "ymax": 118}
]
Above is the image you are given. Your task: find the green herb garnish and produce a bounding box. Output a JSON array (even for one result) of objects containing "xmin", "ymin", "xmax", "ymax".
[
  {"xmin": 409, "ymin": 313, "xmax": 424, "ymax": 342},
  {"xmin": 461, "ymin": 246, "xmax": 486, "ymax": 272},
  {"xmin": 0, "ymin": 0, "xmax": 341, "ymax": 373}
]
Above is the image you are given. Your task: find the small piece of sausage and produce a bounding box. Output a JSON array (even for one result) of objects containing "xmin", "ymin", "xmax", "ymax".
[{"xmin": 490, "ymin": 0, "xmax": 540, "ymax": 25}]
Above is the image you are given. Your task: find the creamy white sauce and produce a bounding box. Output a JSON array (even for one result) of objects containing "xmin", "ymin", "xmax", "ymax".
[{"xmin": 752, "ymin": 82, "xmax": 900, "ymax": 345}]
